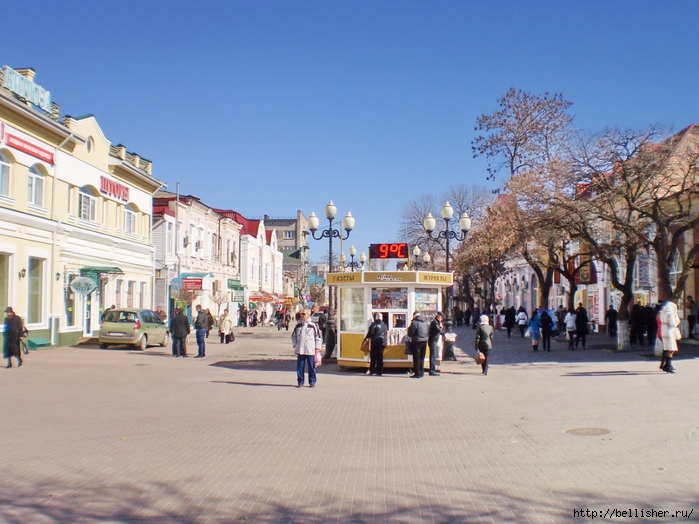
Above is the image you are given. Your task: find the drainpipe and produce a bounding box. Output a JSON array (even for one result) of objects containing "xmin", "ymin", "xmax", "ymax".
[{"xmin": 50, "ymin": 133, "xmax": 77, "ymax": 345}]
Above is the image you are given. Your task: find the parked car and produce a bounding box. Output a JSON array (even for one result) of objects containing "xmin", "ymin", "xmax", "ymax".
[
  {"xmin": 99, "ymin": 308, "xmax": 170, "ymax": 350},
  {"xmin": 311, "ymin": 312, "xmax": 322, "ymax": 324}
]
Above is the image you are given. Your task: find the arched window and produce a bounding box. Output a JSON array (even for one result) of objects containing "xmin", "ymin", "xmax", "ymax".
[
  {"xmin": 28, "ymin": 165, "xmax": 44, "ymax": 206},
  {"xmin": 124, "ymin": 203, "xmax": 138, "ymax": 234},
  {"xmin": 79, "ymin": 186, "xmax": 98, "ymax": 222},
  {"xmin": 0, "ymin": 151, "xmax": 10, "ymax": 196}
]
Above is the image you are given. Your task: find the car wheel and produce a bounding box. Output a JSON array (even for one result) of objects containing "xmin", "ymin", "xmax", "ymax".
[
  {"xmin": 160, "ymin": 332, "xmax": 170, "ymax": 347},
  {"xmin": 99, "ymin": 343, "xmax": 109, "ymax": 349},
  {"xmin": 137, "ymin": 335, "xmax": 148, "ymax": 351}
]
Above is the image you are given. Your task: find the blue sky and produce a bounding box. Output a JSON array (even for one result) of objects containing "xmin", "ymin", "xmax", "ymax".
[{"xmin": 3, "ymin": 1, "xmax": 698, "ymax": 262}]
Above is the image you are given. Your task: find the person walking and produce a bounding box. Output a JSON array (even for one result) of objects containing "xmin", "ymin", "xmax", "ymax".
[
  {"xmin": 193, "ymin": 305, "xmax": 208, "ymax": 358},
  {"xmin": 564, "ymin": 307, "xmax": 577, "ymax": 350},
  {"xmin": 540, "ymin": 310, "xmax": 554, "ymax": 352},
  {"xmin": 527, "ymin": 309, "xmax": 542, "ymax": 352},
  {"xmin": 659, "ymin": 301, "xmax": 681, "ymax": 373},
  {"xmin": 605, "ymin": 305, "xmax": 618, "ymax": 338},
  {"xmin": 364, "ymin": 312, "xmax": 388, "ymax": 376},
  {"xmin": 407, "ymin": 311, "xmax": 429, "ymax": 378},
  {"xmin": 629, "ymin": 304, "xmax": 645, "ymax": 346},
  {"xmin": 170, "ymin": 307, "xmax": 190, "ymax": 357},
  {"xmin": 574, "ymin": 303, "xmax": 589, "ymax": 349},
  {"xmin": 686, "ymin": 296, "xmax": 697, "ymax": 339},
  {"xmin": 3, "ymin": 307, "xmax": 25, "ymax": 368},
  {"xmin": 471, "ymin": 306, "xmax": 480, "ymax": 329},
  {"xmin": 427, "ymin": 312, "xmax": 445, "ymax": 376},
  {"xmin": 504, "ymin": 307, "xmax": 516, "ymax": 338},
  {"xmin": 474, "ymin": 314, "xmax": 494, "ymax": 375},
  {"xmin": 516, "ymin": 306, "xmax": 528, "ymax": 337},
  {"xmin": 292, "ymin": 310, "xmax": 322, "ymax": 387},
  {"xmin": 205, "ymin": 308, "xmax": 215, "ymax": 338},
  {"xmin": 218, "ymin": 309, "xmax": 234, "ymax": 343}
]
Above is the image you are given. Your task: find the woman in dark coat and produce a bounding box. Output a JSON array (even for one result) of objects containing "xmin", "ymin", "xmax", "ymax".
[
  {"xmin": 474, "ymin": 314, "xmax": 494, "ymax": 375},
  {"xmin": 504, "ymin": 307, "xmax": 516, "ymax": 338},
  {"xmin": 4, "ymin": 307, "xmax": 24, "ymax": 368},
  {"xmin": 574, "ymin": 303, "xmax": 589, "ymax": 349}
]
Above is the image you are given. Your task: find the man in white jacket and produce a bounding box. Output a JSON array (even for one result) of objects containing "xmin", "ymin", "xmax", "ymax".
[{"xmin": 291, "ymin": 310, "xmax": 322, "ymax": 388}]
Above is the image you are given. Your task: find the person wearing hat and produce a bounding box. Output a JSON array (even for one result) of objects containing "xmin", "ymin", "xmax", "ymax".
[
  {"xmin": 364, "ymin": 312, "xmax": 388, "ymax": 376},
  {"xmin": 474, "ymin": 314, "xmax": 493, "ymax": 375},
  {"xmin": 4, "ymin": 307, "xmax": 25, "ymax": 368},
  {"xmin": 428, "ymin": 312, "xmax": 445, "ymax": 376}
]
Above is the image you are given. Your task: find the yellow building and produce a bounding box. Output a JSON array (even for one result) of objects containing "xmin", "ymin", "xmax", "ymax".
[{"xmin": 0, "ymin": 66, "xmax": 164, "ymax": 347}]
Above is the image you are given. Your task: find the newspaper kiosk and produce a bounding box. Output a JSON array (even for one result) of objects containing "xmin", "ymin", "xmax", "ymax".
[{"xmin": 329, "ymin": 270, "xmax": 453, "ymax": 369}]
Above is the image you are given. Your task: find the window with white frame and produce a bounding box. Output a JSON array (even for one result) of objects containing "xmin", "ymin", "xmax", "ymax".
[
  {"xmin": 124, "ymin": 206, "xmax": 137, "ymax": 234},
  {"xmin": 167, "ymin": 222, "xmax": 173, "ymax": 255},
  {"xmin": 27, "ymin": 165, "xmax": 43, "ymax": 206},
  {"xmin": 283, "ymin": 230, "xmax": 295, "ymax": 239},
  {"xmin": 79, "ymin": 188, "xmax": 97, "ymax": 222},
  {"xmin": 0, "ymin": 152, "xmax": 10, "ymax": 197}
]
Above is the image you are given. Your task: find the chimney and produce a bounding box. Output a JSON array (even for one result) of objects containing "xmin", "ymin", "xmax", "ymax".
[{"xmin": 13, "ymin": 68, "xmax": 36, "ymax": 82}]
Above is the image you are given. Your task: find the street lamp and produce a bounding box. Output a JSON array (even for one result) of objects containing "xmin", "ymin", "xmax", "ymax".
[
  {"xmin": 424, "ymin": 200, "xmax": 472, "ymax": 360},
  {"xmin": 339, "ymin": 245, "xmax": 366, "ymax": 272},
  {"xmin": 308, "ymin": 200, "xmax": 355, "ymax": 358},
  {"xmin": 411, "ymin": 245, "xmax": 431, "ymax": 270}
]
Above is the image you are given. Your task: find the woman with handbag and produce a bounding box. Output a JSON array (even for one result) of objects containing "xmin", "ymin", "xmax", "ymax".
[
  {"xmin": 659, "ymin": 301, "xmax": 681, "ymax": 373},
  {"xmin": 474, "ymin": 314, "xmax": 493, "ymax": 375}
]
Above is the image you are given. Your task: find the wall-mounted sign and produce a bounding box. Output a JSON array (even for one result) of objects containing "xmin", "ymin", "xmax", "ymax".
[
  {"xmin": 69, "ymin": 276, "xmax": 97, "ymax": 295},
  {"xmin": 5, "ymin": 132, "xmax": 54, "ymax": 164},
  {"xmin": 100, "ymin": 176, "xmax": 130, "ymax": 201},
  {"xmin": 227, "ymin": 279, "xmax": 241, "ymax": 289},
  {"xmin": 182, "ymin": 278, "xmax": 203, "ymax": 291},
  {"xmin": 2, "ymin": 66, "xmax": 51, "ymax": 112},
  {"xmin": 369, "ymin": 243, "xmax": 408, "ymax": 259}
]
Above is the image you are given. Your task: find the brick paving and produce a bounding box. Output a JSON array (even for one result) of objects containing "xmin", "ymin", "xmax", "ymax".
[{"xmin": 1, "ymin": 325, "xmax": 698, "ymax": 523}]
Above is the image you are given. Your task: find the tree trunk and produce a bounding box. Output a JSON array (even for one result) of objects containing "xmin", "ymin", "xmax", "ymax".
[{"xmin": 616, "ymin": 319, "xmax": 630, "ymax": 351}]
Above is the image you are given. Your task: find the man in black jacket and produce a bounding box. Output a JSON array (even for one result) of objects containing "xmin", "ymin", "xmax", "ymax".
[
  {"xmin": 170, "ymin": 307, "xmax": 190, "ymax": 357},
  {"xmin": 407, "ymin": 312, "xmax": 429, "ymax": 378},
  {"xmin": 364, "ymin": 312, "xmax": 387, "ymax": 376}
]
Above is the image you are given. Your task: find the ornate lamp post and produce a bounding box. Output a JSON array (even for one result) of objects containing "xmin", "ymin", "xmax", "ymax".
[
  {"xmin": 411, "ymin": 245, "xmax": 431, "ymax": 270},
  {"xmin": 308, "ymin": 200, "xmax": 355, "ymax": 358},
  {"xmin": 339, "ymin": 245, "xmax": 366, "ymax": 272},
  {"xmin": 424, "ymin": 201, "xmax": 471, "ymax": 360}
]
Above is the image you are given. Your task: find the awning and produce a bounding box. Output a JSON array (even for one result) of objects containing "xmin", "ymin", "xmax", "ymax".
[
  {"xmin": 179, "ymin": 272, "xmax": 214, "ymax": 278},
  {"xmin": 80, "ymin": 266, "xmax": 124, "ymax": 284}
]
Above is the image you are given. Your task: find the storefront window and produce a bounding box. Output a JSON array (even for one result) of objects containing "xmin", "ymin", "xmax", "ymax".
[
  {"xmin": 371, "ymin": 287, "xmax": 407, "ymax": 310},
  {"xmin": 27, "ymin": 257, "xmax": 43, "ymax": 323},
  {"xmin": 414, "ymin": 288, "xmax": 439, "ymax": 319},
  {"xmin": 340, "ymin": 287, "xmax": 365, "ymax": 332}
]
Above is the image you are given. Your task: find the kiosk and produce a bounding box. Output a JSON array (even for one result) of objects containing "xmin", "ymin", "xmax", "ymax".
[{"xmin": 329, "ymin": 270, "xmax": 453, "ymax": 369}]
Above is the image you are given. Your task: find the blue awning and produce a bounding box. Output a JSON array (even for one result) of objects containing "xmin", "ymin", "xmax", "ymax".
[{"xmin": 179, "ymin": 272, "xmax": 213, "ymax": 278}]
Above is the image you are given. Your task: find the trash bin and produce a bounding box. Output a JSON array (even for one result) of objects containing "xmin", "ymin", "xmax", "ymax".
[{"xmin": 444, "ymin": 332, "xmax": 457, "ymax": 361}]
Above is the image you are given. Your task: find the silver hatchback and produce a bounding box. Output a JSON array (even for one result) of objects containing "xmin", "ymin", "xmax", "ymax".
[{"xmin": 99, "ymin": 308, "xmax": 170, "ymax": 350}]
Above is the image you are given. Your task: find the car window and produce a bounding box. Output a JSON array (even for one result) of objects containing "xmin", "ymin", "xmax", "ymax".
[
  {"xmin": 141, "ymin": 311, "xmax": 155, "ymax": 323},
  {"xmin": 108, "ymin": 311, "xmax": 136, "ymax": 323}
]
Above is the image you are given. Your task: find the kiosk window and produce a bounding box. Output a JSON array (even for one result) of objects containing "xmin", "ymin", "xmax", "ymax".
[
  {"xmin": 371, "ymin": 287, "xmax": 407, "ymax": 310},
  {"xmin": 340, "ymin": 287, "xmax": 365, "ymax": 332},
  {"xmin": 392, "ymin": 313, "xmax": 406, "ymax": 328},
  {"xmin": 415, "ymin": 288, "xmax": 439, "ymax": 319}
]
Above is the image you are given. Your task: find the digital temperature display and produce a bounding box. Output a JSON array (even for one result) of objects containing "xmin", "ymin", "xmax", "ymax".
[{"xmin": 369, "ymin": 243, "xmax": 409, "ymax": 259}]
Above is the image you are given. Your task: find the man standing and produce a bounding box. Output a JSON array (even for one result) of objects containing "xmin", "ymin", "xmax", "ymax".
[
  {"xmin": 155, "ymin": 305, "xmax": 167, "ymax": 323},
  {"xmin": 193, "ymin": 305, "xmax": 208, "ymax": 358},
  {"xmin": 3, "ymin": 307, "xmax": 25, "ymax": 368},
  {"xmin": 292, "ymin": 309, "xmax": 322, "ymax": 387},
  {"xmin": 427, "ymin": 312, "xmax": 444, "ymax": 376},
  {"xmin": 170, "ymin": 307, "xmax": 190, "ymax": 357},
  {"xmin": 365, "ymin": 312, "xmax": 388, "ymax": 376},
  {"xmin": 686, "ymin": 296, "xmax": 697, "ymax": 339},
  {"xmin": 407, "ymin": 311, "xmax": 429, "ymax": 378},
  {"xmin": 605, "ymin": 305, "xmax": 618, "ymax": 338}
]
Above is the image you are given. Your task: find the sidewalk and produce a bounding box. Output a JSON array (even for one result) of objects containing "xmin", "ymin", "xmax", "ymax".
[{"xmin": 1, "ymin": 325, "xmax": 697, "ymax": 523}]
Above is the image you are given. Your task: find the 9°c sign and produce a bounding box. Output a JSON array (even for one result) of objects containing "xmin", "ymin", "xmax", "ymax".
[{"xmin": 70, "ymin": 277, "xmax": 97, "ymax": 295}]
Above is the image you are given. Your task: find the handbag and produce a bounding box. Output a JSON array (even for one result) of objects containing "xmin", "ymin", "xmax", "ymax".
[
  {"xmin": 654, "ymin": 337, "xmax": 664, "ymax": 357},
  {"xmin": 476, "ymin": 351, "xmax": 486, "ymax": 365},
  {"xmin": 314, "ymin": 348, "xmax": 323, "ymax": 367},
  {"xmin": 402, "ymin": 335, "xmax": 412, "ymax": 355},
  {"xmin": 361, "ymin": 338, "xmax": 371, "ymax": 353},
  {"xmin": 673, "ymin": 327, "xmax": 682, "ymax": 341},
  {"xmin": 21, "ymin": 339, "xmax": 29, "ymax": 356},
  {"xmin": 524, "ymin": 328, "xmax": 531, "ymax": 338},
  {"xmin": 230, "ymin": 331, "xmax": 235, "ymax": 342}
]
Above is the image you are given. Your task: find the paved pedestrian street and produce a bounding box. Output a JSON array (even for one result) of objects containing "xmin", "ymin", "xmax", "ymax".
[{"xmin": 1, "ymin": 326, "xmax": 698, "ymax": 523}]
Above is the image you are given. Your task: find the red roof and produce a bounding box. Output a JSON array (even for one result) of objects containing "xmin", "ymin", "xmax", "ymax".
[
  {"xmin": 214, "ymin": 209, "xmax": 261, "ymax": 238},
  {"xmin": 153, "ymin": 204, "xmax": 175, "ymax": 218}
]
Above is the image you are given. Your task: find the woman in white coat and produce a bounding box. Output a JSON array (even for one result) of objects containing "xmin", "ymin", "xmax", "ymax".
[
  {"xmin": 218, "ymin": 309, "xmax": 234, "ymax": 344},
  {"xmin": 659, "ymin": 301, "xmax": 681, "ymax": 373}
]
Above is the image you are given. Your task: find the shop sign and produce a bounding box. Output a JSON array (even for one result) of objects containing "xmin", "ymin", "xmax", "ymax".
[
  {"xmin": 231, "ymin": 288, "xmax": 245, "ymax": 302},
  {"xmin": 227, "ymin": 279, "xmax": 241, "ymax": 289},
  {"xmin": 2, "ymin": 66, "xmax": 51, "ymax": 111},
  {"xmin": 70, "ymin": 276, "xmax": 97, "ymax": 295},
  {"xmin": 182, "ymin": 278, "xmax": 203, "ymax": 290},
  {"xmin": 100, "ymin": 176, "xmax": 130, "ymax": 201},
  {"xmin": 328, "ymin": 272, "xmax": 361, "ymax": 284},
  {"xmin": 170, "ymin": 277, "xmax": 184, "ymax": 291},
  {"xmin": 363, "ymin": 271, "xmax": 416, "ymax": 284},
  {"xmin": 418, "ymin": 272, "xmax": 453, "ymax": 285},
  {"xmin": 5, "ymin": 132, "xmax": 54, "ymax": 164}
]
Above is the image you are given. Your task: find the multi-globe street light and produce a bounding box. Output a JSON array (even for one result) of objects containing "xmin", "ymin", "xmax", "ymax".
[
  {"xmin": 423, "ymin": 200, "xmax": 471, "ymax": 361},
  {"xmin": 308, "ymin": 200, "xmax": 355, "ymax": 359},
  {"xmin": 411, "ymin": 245, "xmax": 431, "ymax": 270},
  {"xmin": 339, "ymin": 245, "xmax": 366, "ymax": 272}
]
